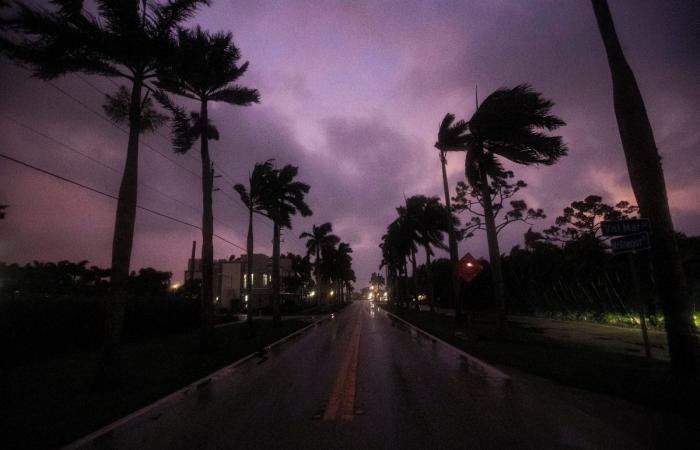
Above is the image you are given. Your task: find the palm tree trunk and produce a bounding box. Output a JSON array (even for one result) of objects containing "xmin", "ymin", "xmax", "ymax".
[
  {"xmin": 425, "ymin": 244, "xmax": 435, "ymax": 314},
  {"xmin": 272, "ymin": 221, "xmax": 282, "ymax": 326},
  {"xmin": 592, "ymin": 0, "xmax": 699, "ymax": 375},
  {"xmin": 95, "ymin": 75, "xmax": 143, "ymax": 389},
  {"xmin": 410, "ymin": 249, "xmax": 418, "ymax": 311},
  {"xmin": 199, "ymin": 99, "xmax": 215, "ymax": 351},
  {"xmin": 246, "ymin": 205, "xmax": 254, "ymax": 326},
  {"xmin": 440, "ymin": 151, "xmax": 462, "ymax": 319},
  {"xmin": 480, "ymin": 167, "xmax": 506, "ymax": 327}
]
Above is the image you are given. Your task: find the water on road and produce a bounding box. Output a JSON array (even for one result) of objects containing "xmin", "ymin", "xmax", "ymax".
[{"xmin": 68, "ymin": 302, "xmax": 694, "ymax": 450}]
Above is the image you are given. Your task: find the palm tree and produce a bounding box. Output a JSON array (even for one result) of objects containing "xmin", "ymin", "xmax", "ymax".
[
  {"xmin": 1, "ymin": 0, "xmax": 208, "ymax": 385},
  {"xmin": 234, "ymin": 160, "xmax": 274, "ymax": 326},
  {"xmin": 259, "ymin": 164, "xmax": 312, "ymax": 326},
  {"xmin": 158, "ymin": 26, "xmax": 259, "ymax": 350},
  {"xmin": 435, "ymin": 113, "xmax": 469, "ymax": 317},
  {"xmin": 300, "ymin": 223, "xmax": 339, "ymax": 303},
  {"xmin": 453, "ymin": 84, "xmax": 567, "ymax": 326},
  {"xmin": 335, "ymin": 242, "xmax": 353, "ymax": 303},
  {"xmin": 591, "ymin": 0, "xmax": 699, "ymax": 375},
  {"xmin": 403, "ymin": 195, "xmax": 458, "ymax": 313}
]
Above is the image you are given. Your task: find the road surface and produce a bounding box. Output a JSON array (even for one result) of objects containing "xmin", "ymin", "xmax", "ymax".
[{"xmin": 68, "ymin": 302, "xmax": 694, "ymax": 449}]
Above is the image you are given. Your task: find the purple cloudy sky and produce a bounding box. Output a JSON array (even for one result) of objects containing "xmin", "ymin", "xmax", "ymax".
[{"xmin": 1, "ymin": 0, "xmax": 699, "ymax": 286}]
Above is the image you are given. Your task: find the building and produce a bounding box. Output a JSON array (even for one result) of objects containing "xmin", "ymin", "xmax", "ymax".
[{"xmin": 185, "ymin": 254, "xmax": 296, "ymax": 312}]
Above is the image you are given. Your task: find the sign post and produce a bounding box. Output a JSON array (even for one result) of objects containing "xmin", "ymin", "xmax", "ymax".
[{"xmin": 602, "ymin": 219, "xmax": 652, "ymax": 359}]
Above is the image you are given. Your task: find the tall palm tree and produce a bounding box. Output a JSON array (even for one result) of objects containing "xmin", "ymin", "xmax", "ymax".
[
  {"xmin": 435, "ymin": 113, "xmax": 469, "ymax": 317},
  {"xmin": 158, "ymin": 26, "xmax": 259, "ymax": 350},
  {"xmin": 0, "ymin": 0, "xmax": 208, "ymax": 385},
  {"xmin": 455, "ymin": 84, "xmax": 567, "ymax": 326},
  {"xmin": 259, "ymin": 164, "xmax": 312, "ymax": 326},
  {"xmin": 300, "ymin": 222, "xmax": 339, "ymax": 303},
  {"xmin": 234, "ymin": 160, "xmax": 274, "ymax": 326},
  {"xmin": 591, "ymin": 0, "xmax": 699, "ymax": 375},
  {"xmin": 335, "ymin": 242, "xmax": 353, "ymax": 303}
]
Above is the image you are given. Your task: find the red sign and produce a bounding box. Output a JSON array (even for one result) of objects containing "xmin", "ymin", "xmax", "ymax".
[{"xmin": 457, "ymin": 253, "xmax": 483, "ymax": 283}]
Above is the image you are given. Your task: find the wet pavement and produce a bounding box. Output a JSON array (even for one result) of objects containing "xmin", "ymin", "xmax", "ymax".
[{"xmin": 67, "ymin": 301, "xmax": 695, "ymax": 450}]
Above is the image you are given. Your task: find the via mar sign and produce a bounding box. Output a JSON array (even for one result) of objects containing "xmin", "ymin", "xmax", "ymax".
[
  {"xmin": 610, "ymin": 232, "xmax": 651, "ymax": 255},
  {"xmin": 601, "ymin": 219, "xmax": 651, "ymax": 236}
]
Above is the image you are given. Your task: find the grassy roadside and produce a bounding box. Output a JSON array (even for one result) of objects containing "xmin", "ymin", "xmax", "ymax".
[
  {"xmin": 381, "ymin": 304, "xmax": 699, "ymax": 416},
  {"xmin": 1, "ymin": 319, "xmax": 310, "ymax": 450}
]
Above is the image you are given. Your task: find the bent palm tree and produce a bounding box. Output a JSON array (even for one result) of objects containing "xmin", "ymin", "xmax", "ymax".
[
  {"xmin": 1, "ymin": 0, "xmax": 208, "ymax": 386},
  {"xmin": 300, "ymin": 223, "xmax": 339, "ymax": 303},
  {"xmin": 592, "ymin": 0, "xmax": 699, "ymax": 375},
  {"xmin": 234, "ymin": 160, "xmax": 274, "ymax": 326},
  {"xmin": 463, "ymin": 84, "xmax": 567, "ymax": 326},
  {"xmin": 260, "ymin": 165, "xmax": 312, "ymax": 326},
  {"xmin": 435, "ymin": 113, "xmax": 469, "ymax": 317},
  {"xmin": 158, "ymin": 26, "xmax": 259, "ymax": 350}
]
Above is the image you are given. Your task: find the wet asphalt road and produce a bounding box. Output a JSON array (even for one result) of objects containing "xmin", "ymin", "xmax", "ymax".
[{"xmin": 70, "ymin": 301, "xmax": 695, "ymax": 450}]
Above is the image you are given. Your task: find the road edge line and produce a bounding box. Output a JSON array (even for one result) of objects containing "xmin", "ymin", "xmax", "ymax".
[
  {"xmin": 383, "ymin": 309, "xmax": 510, "ymax": 381},
  {"xmin": 62, "ymin": 314, "xmax": 332, "ymax": 450}
]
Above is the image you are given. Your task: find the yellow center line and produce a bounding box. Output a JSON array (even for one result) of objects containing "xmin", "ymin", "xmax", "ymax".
[{"xmin": 323, "ymin": 312, "xmax": 363, "ymax": 421}]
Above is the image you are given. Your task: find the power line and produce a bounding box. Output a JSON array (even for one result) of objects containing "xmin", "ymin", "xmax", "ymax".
[
  {"xmin": 46, "ymin": 79, "xmax": 201, "ymax": 179},
  {"xmin": 0, "ymin": 152, "xmax": 246, "ymax": 252}
]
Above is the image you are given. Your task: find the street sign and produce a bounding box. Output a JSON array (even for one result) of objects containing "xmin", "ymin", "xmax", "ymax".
[
  {"xmin": 610, "ymin": 232, "xmax": 651, "ymax": 255},
  {"xmin": 601, "ymin": 219, "xmax": 651, "ymax": 236},
  {"xmin": 457, "ymin": 253, "xmax": 483, "ymax": 283}
]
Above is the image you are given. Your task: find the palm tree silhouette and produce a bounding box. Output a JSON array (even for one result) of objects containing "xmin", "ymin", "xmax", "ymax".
[
  {"xmin": 592, "ymin": 0, "xmax": 699, "ymax": 375},
  {"xmin": 435, "ymin": 113, "xmax": 469, "ymax": 317},
  {"xmin": 300, "ymin": 223, "xmax": 339, "ymax": 304},
  {"xmin": 402, "ymin": 195, "xmax": 458, "ymax": 313},
  {"xmin": 450, "ymin": 85, "xmax": 567, "ymax": 326},
  {"xmin": 1, "ymin": 0, "xmax": 209, "ymax": 385},
  {"xmin": 234, "ymin": 160, "xmax": 274, "ymax": 326},
  {"xmin": 158, "ymin": 26, "xmax": 259, "ymax": 349},
  {"xmin": 259, "ymin": 164, "xmax": 312, "ymax": 326}
]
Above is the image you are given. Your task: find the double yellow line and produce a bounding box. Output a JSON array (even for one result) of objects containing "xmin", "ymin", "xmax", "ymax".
[{"xmin": 323, "ymin": 312, "xmax": 363, "ymax": 421}]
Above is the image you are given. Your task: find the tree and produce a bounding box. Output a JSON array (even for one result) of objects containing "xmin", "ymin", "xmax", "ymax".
[
  {"xmin": 454, "ymin": 172, "xmax": 545, "ymax": 240},
  {"xmin": 1, "ymin": 0, "xmax": 209, "ymax": 386},
  {"xmin": 300, "ymin": 223, "xmax": 339, "ymax": 303},
  {"xmin": 592, "ymin": 0, "xmax": 699, "ymax": 375},
  {"xmin": 543, "ymin": 195, "xmax": 638, "ymax": 244},
  {"xmin": 259, "ymin": 164, "xmax": 312, "ymax": 326},
  {"xmin": 158, "ymin": 26, "xmax": 259, "ymax": 350},
  {"xmin": 0, "ymin": 204, "xmax": 7, "ymax": 219},
  {"xmin": 234, "ymin": 160, "xmax": 274, "ymax": 326},
  {"xmin": 435, "ymin": 113, "xmax": 470, "ymax": 317},
  {"xmin": 401, "ymin": 195, "xmax": 458, "ymax": 313},
  {"xmin": 445, "ymin": 84, "xmax": 567, "ymax": 326}
]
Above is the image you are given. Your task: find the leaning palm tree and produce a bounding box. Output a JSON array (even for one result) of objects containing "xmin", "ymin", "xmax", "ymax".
[
  {"xmin": 435, "ymin": 113, "xmax": 469, "ymax": 317},
  {"xmin": 592, "ymin": 0, "xmax": 699, "ymax": 375},
  {"xmin": 455, "ymin": 84, "xmax": 567, "ymax": 326},
  {"xmin": 259, "ymin": 164, "xmax": 312, "ymax": 326},
  {"xmin": 0, "ymin": 0, "xmax": 208, "ymax": 386},
  {"xmin": 300, "ymin": 223, "xmax": 339, "ymax": 303},
  {"xmin": 234, "ymin": 160, "xmax": 274, "ymax": 326},
  {"xmin": 158, "ymin": 26, "xmax": 259, "ymax": 350}
]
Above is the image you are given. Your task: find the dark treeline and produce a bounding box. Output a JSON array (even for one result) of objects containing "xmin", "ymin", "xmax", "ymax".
[{"xmin": 0, "ymin": 261, "xmax": 198, "ymax": 367}]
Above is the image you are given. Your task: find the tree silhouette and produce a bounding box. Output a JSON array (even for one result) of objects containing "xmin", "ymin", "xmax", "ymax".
[
  {"xmin": 454, "ymin": 172, "xmax": 545, "ymax": 240},
  {"xmin": 259, "ymin": 164, "xmax": 312, "ymax": 326},
  {"xmin": 0, "ymin": 0, "xmax": 209, "ymax": 386},
  {"xmin": 442, "ymin": 84, "xmax": 567, "ymax": 326},
  {"xmin": 435, "ymin": 113, "xmax": 470, "ymax": 317},
  {"xmin": 592, "ymin": 0, "xmax": 699, "ymax": 375},
  {"xmin": 157, "ymin": 26, "xmax": 259, "ymax": 350},
  {"xmin": 300, "ymin": 223, "xmax": 339, "ymax": 303},
  {"xmin": 234, "ymin": 160, "xmax": 274, "ymax": 326},
  {"xmin": 0, "ymin": 204, "xmax": 7, "ymax": 219}
]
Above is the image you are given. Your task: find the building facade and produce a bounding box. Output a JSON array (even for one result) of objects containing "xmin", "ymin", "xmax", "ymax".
[{"xmin": 185, "ymin": 254, "xmax": 295, "ymax": 312}]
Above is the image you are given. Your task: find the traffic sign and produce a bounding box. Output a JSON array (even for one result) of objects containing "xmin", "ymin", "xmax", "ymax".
[
  {"xmin": 610, "ymin": 232, "xmax": 650, "ymax": 255},
  {"xmin": 457, "ymin": 253, "xmax": 483, "ymax": 283},
  {"xmin": 601, "ymin": 219, "xmax": 651, "ymax": 236}
]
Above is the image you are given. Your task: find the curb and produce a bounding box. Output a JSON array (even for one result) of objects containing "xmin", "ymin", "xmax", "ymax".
[
  {"xmin": 383, "ymin": 309, "xmax": 510, "ymax": 382},
  {"xmin": 63, "ymin": 314, "xmax": 332, "ymax": 450}
]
